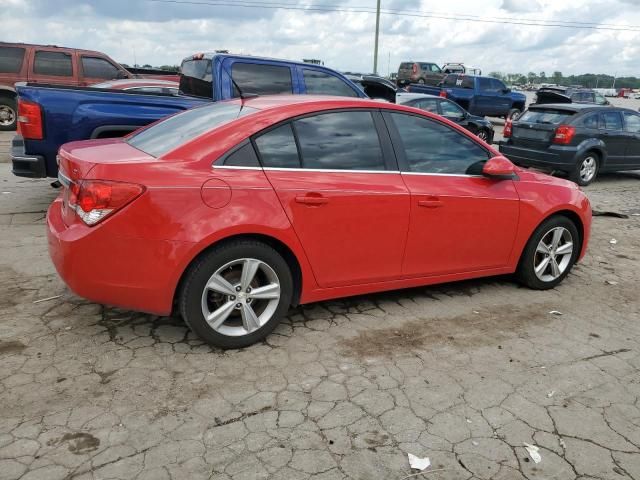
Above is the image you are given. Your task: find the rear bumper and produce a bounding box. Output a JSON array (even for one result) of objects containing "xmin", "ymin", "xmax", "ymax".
[
  {"xmin": 47, "ymin": 197, "xmax": 193, "ymax": 316},
  {"xmin": 499, "ymin": 142, "xmax": 579, "ymax": 171},
  {"xmin": 11, "ymin": 135, "xmax": 47, "ymax": 178}
]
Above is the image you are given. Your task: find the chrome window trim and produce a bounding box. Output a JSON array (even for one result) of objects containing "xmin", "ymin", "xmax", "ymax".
[{"xmin": 214, "ymin": 165, "xmax": 482, "ymax": 178}]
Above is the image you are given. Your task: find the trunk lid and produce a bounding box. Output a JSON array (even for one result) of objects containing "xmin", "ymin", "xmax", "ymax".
[
  {"xmin": 397, "ymin": 62, "xmax": 416, "ymax": 81},
  {"xmin": 510, "ymin": 108, "xmax": 576, "ymax": 148},
  {"xmin": 534, "ymin": 90, "xmax": 571, "ymax": 105}
]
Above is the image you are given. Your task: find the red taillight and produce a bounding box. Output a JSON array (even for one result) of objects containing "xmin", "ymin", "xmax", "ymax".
[
  {"xmin": 17, "ymin": 100, "xmax": 43, "ymax": 140},
  {"xmin": 553, "ymin": 125, "xmax": 576, "ymax": 145},
  {"xmin": 503, "ymin": 119, "xmax": 513, "ymax": 138},
  {"xmin": 70, "ymin": 180, "xmax": 144, "ymax": 226},
  {"xmin": 439, "ymin": 90, "xmax": 447, "ymax": 98}
]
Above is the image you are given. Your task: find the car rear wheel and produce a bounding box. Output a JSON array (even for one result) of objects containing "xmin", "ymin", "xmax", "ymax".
[
  {"xmin": 179, "ymin": 240, "xmax": 293, "ymax": 348},
  {"xmin": 0, "ymin": 95, "xmax": 17, "ymax": 131},
  {"xmin": 570, "ymin": 153, "xmax": 599, "ymax": 186},
  {"xmin": 507, "ymin": 108, "xmax": 522, "ymax": 120},
  {"xmin": 476, "ymin": 129, "xmax": 491, "ymax": 143},
  {"xmin": 516, "ymin": 216, "xmax": 580, "ymax": 290}
]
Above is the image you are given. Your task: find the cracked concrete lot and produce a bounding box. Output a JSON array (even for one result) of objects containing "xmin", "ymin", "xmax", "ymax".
[{"xmin": 1, "ymin": 131, "xmax": 639, "ymax": 480}]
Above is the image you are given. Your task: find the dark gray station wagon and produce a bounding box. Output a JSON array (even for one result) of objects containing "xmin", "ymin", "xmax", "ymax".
[{"xmin": 499, "ymin": 104, "xmax": 640, "ymax": 185}]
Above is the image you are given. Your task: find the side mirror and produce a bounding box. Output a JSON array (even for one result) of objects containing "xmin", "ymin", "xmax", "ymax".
[
  {"xmin": 503, "ymin": 88, "xmax": 511, "ymax": 94},
  {"xmin": 483, "ymin": 156, "xmax": 518, "ymax": 180}
]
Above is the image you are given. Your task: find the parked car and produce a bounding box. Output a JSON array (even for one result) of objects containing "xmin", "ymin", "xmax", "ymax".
[
  {"xmin": 407, "ymin": 74, "xmax": 527, "ymax": 119},
  {"xmin": 534, "ymin": 86, "xmax": 609, "ymax": 106},
  {"xmin": 442, "ymin": 63, "xmax": 482, "ymax": 75},
  {"xmin": 0, "ymin": 42, "xmax": 133, "ymax": 131},
  {"xmin": 397, "ymin": 61, "xmax": 445, "ymax": 87},
  {"xmin": 91, "ymin": 78, "xmax": 179, "ymax": 95},
  {"xmin": 397, "ymin": 93, "xmax": 494, "ymax": 143},
  {"xmin": 47, "ymin": 95, "xmax": 591, "ymax": 348},
  {"xmin": 345, "ymin": 73, "xmax": 400, "ymax": 102},
  {"xmin": 11, "ymin": 53, "xmax": 366, "ymax": 178},
  {"xmin": 499, "ymin": 104, "xmax": 640, "ymax": 185}
]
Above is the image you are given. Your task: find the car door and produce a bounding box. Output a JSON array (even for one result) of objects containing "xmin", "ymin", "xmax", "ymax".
[
  {"xmin": 622, "ymin": 111, "xmax": 640, "ymax": 167},
  {"xmin": 255, "ymin": 110, "xmax": 410, "ymax": 288},
  {"xmin": 598, "ymin": 111, "xmax": 627, "ymax": 166},
  {"xmin": 475, "ymin": 77, "xmax": 496, "ymax": 116},
  {"xmin": 29, "ymin": 48, "xmax": 77, "ymax": 86},
  {"xmin": 424, "ymin": 63, "xmax": 443, "ymax": 85},
  {"xmin": 490, "ymin": 79, "xmax": 512, "ymax": 115},
  {"xmin": 383, "ymin": 110, "xmax": 520, "ymax": 277}
]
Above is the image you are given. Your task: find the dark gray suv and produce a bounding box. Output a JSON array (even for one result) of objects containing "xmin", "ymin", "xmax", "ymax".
[{"xmin": 499, "ymin": 104, "xmax": 640, "ymax": 185}]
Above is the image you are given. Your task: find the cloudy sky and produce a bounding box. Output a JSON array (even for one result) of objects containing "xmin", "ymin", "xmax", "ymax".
[{"xmin": 3, "ymin": 0, "xmax": 640, "ymax": 77}]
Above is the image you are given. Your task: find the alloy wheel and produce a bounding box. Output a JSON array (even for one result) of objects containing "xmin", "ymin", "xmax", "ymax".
[
  {"xmin": 533, "ymin": 227, "xmax": 574, "ymax": 282},
  {"xmin": 0, "ymin": 105, "xmax": 16, "ymax": 127},
  {"xmin": 201, "ymin": 258, "xmax": 281, "ymax": 337},
  {"xmin": 579, "ymin": 156, "xmax": 597, "ymax": 183},
  {"xmin": 477, "ymin": 130, "xmax": 489, "ymax": 141}
]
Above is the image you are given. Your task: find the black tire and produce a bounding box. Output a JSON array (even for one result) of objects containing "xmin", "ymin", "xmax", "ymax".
[
  {"xmin": 0, "ymin": 94, "xmax": 17, "ymax": 131},
  {"xmin": 569, "ymin": 151, "xmax": 599, "ymax": 186},
  {"xmin": 507, "ymin": 108, "xmax": 522, "ymax": 120},
  {"xmin": 179, "ymin": 240, "xmax": 293, "ymax": 349},
  {"xmin": 516, "ymin": 215, "xmax": 580, "ymax": 290},
  {"xmin": 476, "ymin": 128, "xmax": 491, "ymax": 143},
  {"xmin": 417, "ymin": 78, "xmax": 426, "ymax": 84}
]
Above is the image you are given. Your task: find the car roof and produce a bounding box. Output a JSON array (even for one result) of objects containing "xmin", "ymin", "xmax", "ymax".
[{"xmin": 234, "ymin": 95, "xmax": 388, "ymax": 111}]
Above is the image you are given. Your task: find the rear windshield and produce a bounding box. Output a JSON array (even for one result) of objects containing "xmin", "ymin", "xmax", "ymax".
[
  {"xmin": 0, "ymin": 46, "xmax": 25, "ymax": 74},
  {"xmin": 399, "ymin": 62, "xmax": 413, "ymax": 70},
  {"xmin": 179, "ymin": 58, "xmax": 212, "ymax": 98},
  {"xmin": 441, "ymin": 74, "xmax": 474, "ymax": 89},
  {"xmin": 127, "ymin": 102, "xmax": 256, "ymax": 157},
  {"xmin": 518, "ymin": 108, "xmax": 575, "ymax": 125}
]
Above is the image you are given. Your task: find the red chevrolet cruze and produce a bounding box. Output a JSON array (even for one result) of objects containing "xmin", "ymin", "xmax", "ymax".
[{"xmin": 47, "ymin": 96, "xmax": 591, "ymax": 348}]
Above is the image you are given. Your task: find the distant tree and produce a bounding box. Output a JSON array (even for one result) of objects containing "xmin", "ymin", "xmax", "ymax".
[
  {"xmin": 527, "ymin": 72, "xmax": 537, "ymax": 83},
  {"xmin": 488, "ymin": 71, "xmax": 504, "ymax": 80},
  {"xmin": 553, "ymin": 71, "xmax": 563, "ymax": 85},
  {"xmin": 159, "ymin": 65, "xmax": 180, "ymax": 72},
  {"xmin": 142, "ymin": 64, "xmax": 152, "ymax": 68},
  {"xmin": 539, "ymin": 72, "xmax": 547, "ymax": 81}
]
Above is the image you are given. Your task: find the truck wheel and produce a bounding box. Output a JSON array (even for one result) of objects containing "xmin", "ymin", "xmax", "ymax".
[
  {"xmin": 0, "ymin": 94, "xmax": 17, "ymax": 131},
  {"xmin": 507, "ymin": 108, "xmax": 522, "ymax": 120},
  {"xmin": 569, "ymin": 152, "xmax": 599, "ymax": 186}
]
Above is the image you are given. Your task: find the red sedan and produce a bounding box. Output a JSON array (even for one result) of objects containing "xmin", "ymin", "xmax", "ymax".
[{"xmin": 47, "ymin": 96, "xmax": 591, "ymax": 348}]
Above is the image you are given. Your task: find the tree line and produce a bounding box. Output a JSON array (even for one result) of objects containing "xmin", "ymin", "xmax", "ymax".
[{"xmin": 488, "ymin": 71, "xmax": 640, "ymax": 89}]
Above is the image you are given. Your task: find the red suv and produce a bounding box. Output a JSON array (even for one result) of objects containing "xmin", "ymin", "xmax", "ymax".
[
  {"xmin": 47, "ymin": 96, "xmax": 591, "ymax": 349},
  {"xmin": 0, "ymin": 42, "xmax": 131, "ymax": 130}
]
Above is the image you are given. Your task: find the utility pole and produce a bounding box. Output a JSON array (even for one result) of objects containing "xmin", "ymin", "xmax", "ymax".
[{"xmin": 373, "ymin": 0, "xmax": 381, "ymax": 74}]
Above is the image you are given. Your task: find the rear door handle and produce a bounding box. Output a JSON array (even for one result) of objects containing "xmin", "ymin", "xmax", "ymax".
[
  {"xmin": 295, "ymin": 195, "xmax": 329, "ymax": 206},
  {"xmin": 418, "ymin": 198, "xmax": 443, "ymax": 208}
]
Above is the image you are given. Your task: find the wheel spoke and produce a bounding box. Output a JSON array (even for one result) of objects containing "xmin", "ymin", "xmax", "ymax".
[
  {"xmin": 535, "ymin": 256, "xmax": 551, "ymax": 275},
  {"xmin": 551, "ymin": 228, "xmax": 563, "ymax": 250},
  {"xmin": 240, "ymin": 259, "xmax": 261, "ymax": 290},
  {"xmin": 555, "ymin": 242, "xmax": 573, "ymax": 256},
  {"xmin": 550, "ymin": 257, "xmax": 561, "ymax": 278},
  {"xmin": 206, "ymin": 301, "xmax": 236, "ymax": 330},
  {"xmin": 536, "ymin": 242, "xmax": 551, "ymax": 255},
  {"xmin": 206, "ymin": 274, "xmax": 236, "ymax": 296},
  {"xmin": 248, "ymin": 283, "xmax": 280, "ymax": 300},
  {"xmin": 240, "ymin": 303, "xmax": 260, "ymax": 332}
]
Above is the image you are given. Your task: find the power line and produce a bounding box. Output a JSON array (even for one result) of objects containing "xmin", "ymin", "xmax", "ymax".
[{"xmin": 146, "ymin": 0, "xmax": 640, "ymax": 32}]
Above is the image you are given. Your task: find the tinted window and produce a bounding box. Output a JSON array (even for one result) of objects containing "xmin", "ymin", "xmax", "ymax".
[
  {"xmin": 126, "ymin": 87, "xmax": 165, "ymax": 93},
  {"xmin": 442, "ymin": 75, "xmax": 474, "ymax": 89},
  {"xmin": 254, "ymin": 124, "xmax": 300, "ymax": 168},
  {"xmin": 440, "ymin": 100, "xmax": 464, "ymax": 117},
  {"xmin": 303, "ymin": 70, "xmax": 358, "ymax": 97},
  {"xmin": 294, "ymin": 111, "xmax": 385, "ymax": 170},
  {"xmin": 490, "ymin": 79, "xmax": 506, "ymax": 92},
  {"xmin": 179, "ymin": 58, "xmax": 213, "ymax": 98},
  {"xmin": 81, "ymin": 56, "xmax": 120, "ymax": 79},
  {"xmin": 0, "ymin": 46, "xmax": 25, "ymax": 73},
  {"xmin": 478, "ymin": 78, "xmax": 492, "ymax": 91},
  {"xmin": 33, "ymin": 51, "xmax": 72, "ymax": 76},
  {"xmin": 411, "ymin": 98, "xmax": 439, "ymax": 113},
  {"xmin": 127, "ymin": 103, "xmax": 256, "ymax": 157},
  {"xmin": 594, "ymin": 92, "xmax": 607, "ymax": 105},
  {"xmin": 582, "ymin": 114, "xmax": 599, "ymax": 129},
  {"xmin": 623, "ymin": 112, "xmax": 640, "ymax": 133},
  {"xmin": 430, "ymin": 64, "xmax": 441, "ymax": 72},
  {"xmin": 519, "ymin": 108, "xmax": 574, "ymax": 125},
  {"xmin": 599, "ymin": 112, "xmax": 623, "ymax": 131},
  {"xmin": 223, "ymin": 142, "xmax": 260, "ymax": 167},
  {"xmin": 232, "ymin": 63, "xmax": 292, "ymax": 96},
  {"xmin": 390, "ymin": 113, "xmax": 489, "ymax": 174}
]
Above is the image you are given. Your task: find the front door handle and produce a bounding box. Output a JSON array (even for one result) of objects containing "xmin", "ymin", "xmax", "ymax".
[
  {"xmin": 418, "ymin": 198, "xmax": 443, "ymax": 208},
  {"xmin": 295, "ymin": 195, "xmax": 329, "ymax": 206}
]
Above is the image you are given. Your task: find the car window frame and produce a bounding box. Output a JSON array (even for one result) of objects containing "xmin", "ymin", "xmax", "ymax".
[
  {"xmin": 33, "ymin": 50, "xmax": 74, "ymax": 77},
  {"xmin": 381, "ymin": 109, "xmax": 492, "ymax": 177},
  {"xmin": 81, "ymin": 55, "xmax": 122, "ymax": 80},
  {"xmin": 599, "ymin": 111, "xmax": 624, "ymax": 131},
  {"xmin": 438, "ymin": 99, "xmax": 465, "ymax": 118},
  {"xmin": 230, "ymin": 61, "xmax": 294, "ymax": 97},
  {"xmin": 622, "ymin": 111, "xmax": 640, "ymax": 134},
  {"xmin": 226, "ymin": 108, "xmax": 399, "ymax": 172}
]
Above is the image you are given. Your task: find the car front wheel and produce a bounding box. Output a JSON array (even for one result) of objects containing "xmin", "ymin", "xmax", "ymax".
[
  {"xmin": 476, "ymin": 129, "xmax": 491, "ymax": 143},
  {"xmin": 516, "ymin": 216, "xmax": 580, "ymax": 290},
  {"xmin": 179, "ymin": 240, "xmax": 293, "ymax": 348}
]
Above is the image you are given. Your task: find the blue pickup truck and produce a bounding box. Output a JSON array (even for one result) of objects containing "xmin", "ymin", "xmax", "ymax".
[
  {"xmin": 407, "ymin": 74, "xmax": 526, "ymax": 119},
  {"xmin": 11, "ymin": 53, "xmax": 366, "ymax": 178}
]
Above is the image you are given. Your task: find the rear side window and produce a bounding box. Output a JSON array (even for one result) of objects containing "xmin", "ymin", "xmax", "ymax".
[
  {"xmin": 302, "ymin": 69, "xmax": 358, "ymax": 97},
  {"xmin": 223, "ymin": 142, "xmax": 260, "ymax": 167},
  {"xmin": 599, "ymin": 112, "xmax": 623, "ymax": 131},
  {"xmin": 582, "ymin": 114, "xmax": 599, "ymax": 129},
  {"xmin": 0, "ymin": 46, "xmax": 25, "ymax": 73},
  {"xmin": 81, "ymin": 56, "xmax": 120, "ymax": 79},
  {"xmin": 254, "ymin": 124, "xmax": 300, "ymax": 168},
  {"xmin": 478, "ymin": 78, "xmax": 492, "ymax": 91},
  {"xmin": 623, "ymin": 112, "xmax": 640, "ymax": 133},
  {"xmin": 127, "ymin": 103, "xmax": 256, "ymax": 157},
  {"xmin": 33, "ymin": 51, "xmax": 72, "ymax": 76},
  {"xmin": 442, "ymin": 75, "xmax": 474, "ymax": 89},
  {"xmin": 294, "ymin": 111, "xmax": 385, "ymax": 170},
  {"xmin": 390, "ymin": 113, "xmax": 489, "ymax": 175},
  {"xmin": 399, "ymin": 63, "xmax": 413, "ymax": 69},
  {"xmin": 179, "ymin": 58, "xmax": 213, "ymax": 98},
  {"xmin": 232, "ymin": 63, "xmax": 292, "ymax": 96},
  {"xmin": 412, "ymin": 98, "xmax": 439, "ymax": 113},
  {"xmin": 518, "ymin": 109, "xmax": 574, "ymax": 125}
]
